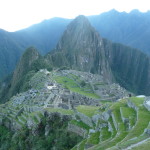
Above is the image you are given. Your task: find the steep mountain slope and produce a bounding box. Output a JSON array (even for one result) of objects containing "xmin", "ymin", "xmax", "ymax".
[
  {"xmin": 46, "ymin": 15, "xmax": 150, "ymax": 95},
  {"xmin": 104, "ymin": 40, "xmax": 150, "ymax": 95},
  {"xmin": 0, "ymin": 46, "xmax": 54, "ymax": 103},
  {"xmin": 47, "ymin": 16, "xmax": 112, "ymax": 81},
  {"xmin": 0, "ymin": 18, "xmax": 70, "ymax": 80},
  {"xmin": 89, "ymin": 9, "xmax": 150, "ymax": 55},
  {"xmin": 0, "ymin": 69, "xmax": 150, "ymax": 150},
  {"xmin": 13, "ymin": 17, "xmax": 71, "ymax": 55},
  {"xmin": 0, "ymin": 29, "xmax": 23, "ymax": 79},
  {"xmin": 1, "ymin": 15, "xmax": 150, "ymax": 150},
  {"xmin": 1, "ymin": 10, "xmax": 150, "ymax": 80}
]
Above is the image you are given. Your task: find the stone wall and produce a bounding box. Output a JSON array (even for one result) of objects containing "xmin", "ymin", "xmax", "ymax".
[
  {"xmin": 120, "ymin": 107, "xmax": 130, "ymax": 129},
  {"xmin": 76, "ymin": 111, "xmax": 93, "ymax": 127},
  {"xmin": 111, "ymin": 113, "xmax": 118, "ymax": 130},
  {"xmin": 108, "ymin": 121, "xmax": 113, "ymax": 132},
  {"xmin": 68, "ymin": 123, "xmax": 87, "ymax": 137},
  {"xmin": 144, "ymin": 97, "xmax": 150, "ymax": 111},
  {"xmin": 127, "ymin": 99, "xmax": 138, "ymax": 127},
  {"xmin": 127, "ymin": 100, "xmax": 138, "ymax": 111}
]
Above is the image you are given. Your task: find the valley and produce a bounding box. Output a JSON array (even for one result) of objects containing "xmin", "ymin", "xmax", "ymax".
[{"xmin": 0, "ymin": 12, "xmax": 150, "ymax": 150}]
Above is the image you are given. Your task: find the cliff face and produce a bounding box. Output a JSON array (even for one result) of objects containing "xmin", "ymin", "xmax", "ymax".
[
  {"xmin": 103, "ymin": 39, "xmax": 150, "ymax": 95},
  {"xmin": 48, "ymin": 16, "xmax": 113, "ymax": 81},
  {"xmin": 11, "ymin": 47, "xmax": 40, "ymax": 84},
  {"xmin": 8, "ymin": 47, "xmax": 40, "ymax": 98},
  {"xmin": 47, "ymin": 16, "xmax": 150, "ymax": 95},
  {"xmin": 2, "ymin": 15, "xmax": 150, "ymax": 102},
  {"xmin": 0, "ymin": 30, "xmax": 23, "ymax": 79},
  {"xmin": 89, "ymin": 9, "xmax": 150, "ymax": 55}
]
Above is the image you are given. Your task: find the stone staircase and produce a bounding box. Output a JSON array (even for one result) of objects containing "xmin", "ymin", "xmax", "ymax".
[{"xmin": 70, "ymin": 97, "xmax": 150, "ymax": 150}]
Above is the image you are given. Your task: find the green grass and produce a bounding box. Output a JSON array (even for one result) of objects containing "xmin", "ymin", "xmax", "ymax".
[
  {"xmin": 131, "ymin": 138, "xmax": 150, "ymax": 150},
  {"xmin": 30, "ymin": 71, "xmax": 48, "ymax": 89},
  {"xmin": 87, "ymin": 132, "xmax": 100, "ymax": 145},
  {"xmin": 18, "ymin": 116, "xmax": 27, "ymax": 123},
  {"xmin": 120, "ymin": 107, "xmax": 136, "ymax": 127},
  {"xmin": 54, "ymin": 76, "xmax": 100, "ymax": 99},
  {"xmin": 87, "ymin": 97, "xmax": 150, "ymax": 150},
  {"xmin": 76, "ymin": 105, "xmax": 100, "ymax": 117},
  {"xmin": 90, "ymin": 100, "xmax": 128, "ymax": 150},
  {"xmin": 121, "ymin": 102, "xmax": 150, "ymax": 141},
  {"xmin": 101, "ymin": 127, "xmax": 111, "ymax": 141},
  {"xmin": 29, "ymin": 114, "xmax": 39, "ymax": 123},
  {"xmin": 69, "ymin": 73, "xmax": 81, "ymax": 82},
  {"xmin": 8, "ymin": 114, "xmax": 16, "ymax": 120},
  {"xmin": 33, "ymin": 116, "xmax": 39, "ymax": 123},
  {"xmin": 93, "ymin": 123, "xmax": 128, "ymax": 150},
  {"xmin": 78, "ymin": 139, "xmax": 87, "ymax": 150},
  {"xmin": 129, "ymin": 97, "xmax": 145, "ymax": 107},
  {"xmin": 45, "ymin": 108, "xmax": 74, "ymax": 115},
  {"xmin": 16, "ymin": 118, "xmax": 24, "ymax": 126},
  {"xmin": 29, "ymin": 111, "xmax": 44, "ymax": 124},
  {"xmin": 117, "ymin": 134, "xmax": 149, "ymax": 149},
  {"xmin": 37, "ymin": 112, "xmax": 43, "ymax": 118},
  {"xmin": 109, "ymin": 117, "xmax": 117, "ymax": 138},
  {"xmin": 116, "ymin": 97, "xmax": 150, "ymax": 148},
  {"xmin": 70, "ymin": 120, "xmax": 90, "ymax": 130}
]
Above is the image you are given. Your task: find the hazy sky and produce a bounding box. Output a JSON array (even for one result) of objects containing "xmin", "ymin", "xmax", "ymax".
[{"xmin": 0, "ymin": 0, "xmax": 149, "ymax": 31}]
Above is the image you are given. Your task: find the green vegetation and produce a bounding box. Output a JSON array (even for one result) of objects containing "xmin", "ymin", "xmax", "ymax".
[
  {"xmin": 70, "ymin": 120, "xmax": 90, "ymax": 130},
  {"xmin": 54, "ymin": 75, "xmax": 100, "ymax": 99},
  {"xmin": 117, "ymin": 134, "xmax": 149, "ymax": 149},
  {"xmin": 76, "ymin": 105, "xmax": 100, "ymax": 117},
  {"xmin": 131, "ymin": 139, "xmax": 150, "ymax": 150},
  {"xmin": 0, "ymin": 125, "xmax": 13, "ymax": 150},
  {"xmin": 30, "ymin": 71, "xmax": 48, "ymax": 89},
  {"xmin": 129, "ymin": 97, "xmax": 145, "ymax": 106},
  {"xmin": 120, "ymin": 106, "xmax": 136, "ymax": 127},
  {"xmin": 1, "ymin": 95, "xmax": 150, "ymax": 150},
  {"xmin": 87, "ymin": 132, "xmax": 100, "ymax": 144},
  {"xmin": 122, "ymin": 99, "xmax": 148, "ymax": 140},
  {"xmin": 104, "ymin": 97, "xmax": 149, "ymax": 149},
  {"xmin": 109, "ymin": 117, "xmax": 117, "ymax": 138},
  {"xmin": 45, "ymin": 108, "xmax": 74, "ymax": 115},
  {"xmin": 78, "ymin": 139, "xmax": 87, "ymax": 150},
  {"xmin": 71, "ymin": 146, "xmax": 78, "ymax": 150},
  {"xmin": 101, "ymin": 127, "xmax": 111, "ymax": 141},
  {"xmin": 0, "ymin": 113, "xmax": 82, "ymax": 150}
]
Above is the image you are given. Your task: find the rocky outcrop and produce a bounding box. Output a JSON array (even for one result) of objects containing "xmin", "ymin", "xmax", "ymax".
[
  {"xmin": 103, "ymin": 39, "xmax": 150, "ymax": 95},
  {"xmin": 46, "ymin": 15, "xmax": 150, "ymax": 96},
  {"xmin": 144, "ymin": 97, "xmax": 150, "ymax": 111},
  {"xmin": 68, "ymin": 123, "xmax": 87, "ymax": 137},
  {"xmin": 2, "ymin": 47, "xmax": 41, "ymax": 101},
  {"xmin": 47, "ymin": 15, "xmax": 113, "ymax": 81},
  {"xmin": 127, "ymin": 99, "xmax": 138, "ymax": 111},
  {"xmin": 75, "ymin": 111, "xmax": 93, "ymax": 127}
]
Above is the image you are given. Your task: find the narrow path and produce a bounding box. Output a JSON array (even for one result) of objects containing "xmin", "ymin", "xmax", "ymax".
[{"xmin": 124, "ymin": 137, "xmax": 150, "ymax": 150}]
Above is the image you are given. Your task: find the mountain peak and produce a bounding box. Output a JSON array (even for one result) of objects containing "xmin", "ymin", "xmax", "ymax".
[
  {"xmin": 53, "ymin": 16, "xmax": 112, "ymax": 81},
  {"xmin": 73, "ymin": 15, "xmax": 89, "ymax": 22},
  {"xmin": 11, "ymin": 47, "xmax": 40, "ymax": 91},
  {"xmin": 130, "ymin": 9, "xmax": 140, "ymax": 14},
  {"xmin": 66, "ymin": 15, "xmax": 91, "ymax": 33}
]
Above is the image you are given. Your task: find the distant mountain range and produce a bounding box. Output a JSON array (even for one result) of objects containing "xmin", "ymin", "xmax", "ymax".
[
  {"xmin": 89, "ymin": 9, "xmax": 150, "ymax": 54},
  {"xmin": 45, "ymin": 15, "xmax": 150, "ymax": 95},
  {"xmin": 1, "ymin": 14, "xmax": 150, "ymax": 150},
  {"xmin": 0, "ymin": 9, "xmax": 150, "ymax": 80},
  {"xmin": 1, "ymin": 15, "xmax": 150, "ymax": 104}
]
